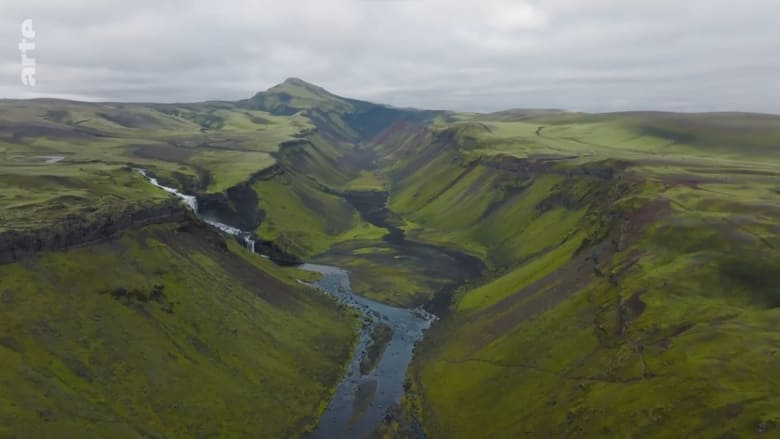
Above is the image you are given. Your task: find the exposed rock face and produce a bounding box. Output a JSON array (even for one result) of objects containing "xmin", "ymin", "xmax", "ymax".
[
  {"xmin": 252, "ymin": 239, "xmax": 304, "ymax": 266},
  {"xmin": 197, "ymin": 185, "xmax": 264, "ymax": 232},
  {"xmin": 0, "ymin": 200, "xmax": 190, "ymax": 264}
]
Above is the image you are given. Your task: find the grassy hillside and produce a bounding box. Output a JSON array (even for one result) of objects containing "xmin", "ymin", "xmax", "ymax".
[
  {"xmin": 0, "ymin": 163, "xmax": 169, "ymax": 234},
  {"xmin": 383, "ymin": 115, "xmax": 780, "ymax": 438},
  {"xmin": 247, "ymin": 134, "xmax": 386, "ymax": 259},
  {"xmin": 0, "ymin": 221, "xmax": 356, "ymax": 438},
  {"xmin": 0, "ymin": 97, "xmax": 310, "ymax": 199},
  {"xmin": 468, "ymin": 111, "xmax": 780, "ymax": 163},
  {"xmin": 0, "ymin": 81, "xmax": 388, "ymax": 437}
]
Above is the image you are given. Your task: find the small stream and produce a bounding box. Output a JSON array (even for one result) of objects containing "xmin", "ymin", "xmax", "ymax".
[
  {"xmin": 7, "ymin": 155, "xmax": 65, "ymax": 164},
  {"xmin": 137, "ymin": 169, "xmax": 434, "ymax": 438}
]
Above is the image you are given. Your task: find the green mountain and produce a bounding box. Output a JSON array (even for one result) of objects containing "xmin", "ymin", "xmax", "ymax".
[
  {"xmin": 241, "ymin": 77, "xmax": 358, "ymax": 115},
  {"xmin": 1, "ymin": 79, "xmax": 779, "ymax": 437}
]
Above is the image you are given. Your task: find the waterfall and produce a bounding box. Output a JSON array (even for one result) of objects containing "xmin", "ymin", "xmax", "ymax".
[
  {"xmin": 135, "ymin": 169, "xmax": 198, "ymax": 212},
  {"xmin": 136, "ymin": 169, "xmax": 253, "ymax": 253}
]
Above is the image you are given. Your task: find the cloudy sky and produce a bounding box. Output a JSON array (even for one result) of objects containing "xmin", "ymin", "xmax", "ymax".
[{"xmin": 1, "ymin": 0, "xmax": 779, "ymax": 113}]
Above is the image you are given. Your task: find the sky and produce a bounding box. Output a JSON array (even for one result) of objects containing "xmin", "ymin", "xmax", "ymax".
[{"xmin": 1, "ymin": 0, "xmax": 779, "ymax": 113}]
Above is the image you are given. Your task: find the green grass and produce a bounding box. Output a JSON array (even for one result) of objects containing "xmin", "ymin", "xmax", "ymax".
[
  {"xmin": 315, "ymin": 238, "xmax": 482, "ymax": 308},
  {"xmin": 472, "ymin": 111, "xmax": 780, "ymax": 164},
  {"xmin": 316, "ymin": 244, "xmax": 437, "ymax": 307},
  {"xmin": 391, "ymin": 118, "xmax": 780, "ymax": 438},
  {"xmin": 457, "ymin": 231, "xmax": 585, "ymax": 312},
  {"xmin": 0, "ymin": 222, "xmax": 356, "ymax": 438},
  {"xmin": 252, "ymin": 177, "xmax": 385, "ymax": 259},
  {"xmin": 0, "ymin": 98, "xmax": 312, "ymax": 228},
  {"xmin": 346, "ymin": 170, "xmax": 386, "ymax": 191},
  {"xmin": 413, "ymin": 213, "xmax": 780, "ymax": 437},
  {"xmin": 0, "ymin": 163, "xmax": 171, "ymax": 232}
]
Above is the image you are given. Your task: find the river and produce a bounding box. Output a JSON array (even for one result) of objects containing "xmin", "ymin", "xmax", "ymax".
[
  {"xmin": 137, "ymin": 169, "xmax": 433, "ymax": 438},
  {"xmin": 300, "ymin": 264, "xmax": 433, "ymax": 439}
]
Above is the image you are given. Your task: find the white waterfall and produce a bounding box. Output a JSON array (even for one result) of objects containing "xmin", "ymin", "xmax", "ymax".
[
  {"xmin": 135, "ymin": 169, "xmax": 198, "ymax": 212},
  {"xmin": 136, "ymin": 168, "xmax": 254, "ymax": 253}
]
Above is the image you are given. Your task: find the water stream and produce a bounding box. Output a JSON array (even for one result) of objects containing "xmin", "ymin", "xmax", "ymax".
[
  {"xmin": 137, "ymin": 169, "xmax": 433, "ymax": 438},
  {"xmin": 301, "ymin": 264, "xmax": 434, "ymax": 439}
]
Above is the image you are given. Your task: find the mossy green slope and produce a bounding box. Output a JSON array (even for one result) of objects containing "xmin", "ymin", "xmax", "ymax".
[
  {"xmin": 250, "ymin": 135, "xmax": 386, "ymax": 259},
  {"xmin": 0, "ymin": 164, "xmax": 171, "ymax": 233},
  {"xmin": 0, "ymin": 222, "xmax": 356, "ymax": 438},
  {"xmin": 252, "ymin": 174, "xmax": 384, "ymax": 258},
  {"xmin": 388, "ymin": 118, "xmax": 780, "ymax": 438},
  {"xmin": 373, "ymin": 125, "xmax": 613, "ymax": 270}
]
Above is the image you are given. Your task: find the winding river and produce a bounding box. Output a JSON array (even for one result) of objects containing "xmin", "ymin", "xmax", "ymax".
[{"xmin": 137, "ymin": 169, "xmax": 433, "ymax": 438}]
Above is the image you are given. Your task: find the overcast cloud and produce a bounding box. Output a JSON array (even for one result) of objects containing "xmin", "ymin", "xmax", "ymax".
[{"xmin": 1, "ymin": 0, "xmax": 779, "ymax": 112}]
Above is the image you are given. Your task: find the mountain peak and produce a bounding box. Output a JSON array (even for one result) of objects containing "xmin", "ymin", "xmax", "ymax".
[
  {"xmin": 281, "ymin": 77, "xmax": 315, "ymax": 87},
  {"xmin": 244, "ymin": 77, "xmax": 356, "ymax": 116},
  {"xmin": 269, "ymin": 77, "xmax": 328, "ymax": 94}
]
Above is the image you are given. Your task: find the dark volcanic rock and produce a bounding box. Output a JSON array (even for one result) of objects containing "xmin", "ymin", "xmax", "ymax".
[
  {"xmin": 0, "ymin": 200, "xmax": 190, "ymax": 264},
  {"xmin": 197, "ymin": 183, "xmax": 264, "ymax": 232}
]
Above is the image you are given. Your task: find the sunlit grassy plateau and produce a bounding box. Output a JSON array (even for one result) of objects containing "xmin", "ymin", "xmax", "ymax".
[{"xmin": 1, "ymin": 78, "xmax": 779, "ymax": 437}]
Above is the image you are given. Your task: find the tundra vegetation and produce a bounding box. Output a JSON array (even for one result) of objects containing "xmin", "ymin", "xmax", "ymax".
[{"xmin": 1, "ymin": 79, "xmax": 779, "ymax": 437}]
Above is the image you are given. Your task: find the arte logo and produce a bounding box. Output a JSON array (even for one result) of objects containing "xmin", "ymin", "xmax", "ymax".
[{"xmin": 19, "ymin": 19, "xmax": 36, "ymax": 87}]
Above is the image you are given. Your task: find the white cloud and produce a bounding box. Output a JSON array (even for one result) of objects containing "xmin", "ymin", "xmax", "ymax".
[{"xmin": 0, "ymin": 0, "xmax": 777, "ymax": 112}]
